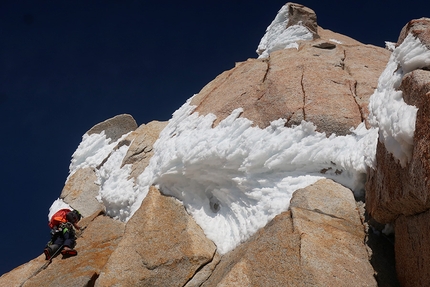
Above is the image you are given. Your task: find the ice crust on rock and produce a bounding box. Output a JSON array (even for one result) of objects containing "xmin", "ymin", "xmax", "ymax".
[
  {"xmin": 256, "ymin": 4, "xmax": 313, "ymax": 58},
  {"xmin": 369, "ymin": 33, "xmax": 430, "ymax": 166},
  {"xmin": 67, "ymin": 131, "xmax": 130, "ymax": 180},
  {"xmin": 82, "ymin": 98, "xmax": 377, "ymax": 254}
]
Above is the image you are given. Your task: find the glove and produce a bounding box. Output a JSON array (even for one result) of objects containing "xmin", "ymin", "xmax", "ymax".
[{"xmin": 50, "ymin": 228, "xmax": 60, "ymax": 236}]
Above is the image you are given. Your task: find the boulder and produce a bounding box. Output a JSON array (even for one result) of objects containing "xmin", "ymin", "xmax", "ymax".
[
  {"xmin": 202, "ymin": 179, "xmax": 376, "ymax": 286},
  {"xmin": 395, "ymin": 210, "xmax": 430, "ymax": 287},
  {"xmin": 397, "ymin": 18, "xmax": 430, "ymax": 49},
  {"xmin": 0, "ymin": 256, "xmax": 46, "ymax": 287},
  {"xmin": 87, "ymin": 114, "xmax": 138, "ymax": 143},
  {"xmin": 289, "ymin": 179, "xmax": 376, "ymax": 287},
  {"xmin": 365, "ymin": 19, "xmax": 430, "ymax": 287},
  {"xmin": 95, "ymin": 186, "xmax": 217, "ymax": 287},
  {"xmin": 60, "ymin": 167, "xmax": 104, "ymax": 217},
  {"xmin": 285, "ymin": 3, "xmax": 319, "ymax": 38},
  {"xmin": 202, "ymin": 211, "xmax": 307, "ymax": 286},
  {"xmin": 366, "ymin": 70, "xmax": 430, "ymax": 223},
  {"xmin": 184, "ymin": 253, "xmax": 221, "ymax": 287},
  {"xmin": 120, "ymin": 120, "xmax": 167, "ymax": 180}
]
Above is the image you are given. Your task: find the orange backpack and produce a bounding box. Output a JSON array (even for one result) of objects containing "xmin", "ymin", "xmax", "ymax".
[{"xmin": 48, "ymin": 208, "xmax": 71, "ymax": 229}]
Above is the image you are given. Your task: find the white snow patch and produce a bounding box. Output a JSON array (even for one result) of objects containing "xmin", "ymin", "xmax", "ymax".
[
  {"xmin": 369, "ymin": 33, "xmax": 430, "ymax": 166},
  {"xmin": 67, "ymin": 131, "xmax": 130, "ymax": 181},
  {"xmin": 96, "ymin": 144, "xmax": 136, "ymax": 221},
  {"xmin": 385, "ymin": 41, "xmax": 396, "ymax": 51},
  {"xmin": 257, "ymin": 3, "xmax": 313, "ymax": 58},
  {"xmin": 48, "ymin": 198, "xmax": 72, "ymax": 221}
]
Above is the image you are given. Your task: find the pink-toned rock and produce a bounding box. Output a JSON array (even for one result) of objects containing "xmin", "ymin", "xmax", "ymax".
[
  {"xmin": 290, "ymin": 179, "xmax": 376, "ymax": 287},
  {"xmin": 365, "ymin": 20, "xmax": 430, "ymax": 287},
  {"xmin": 184, "ymin": 253, "xmax": 221, "ymax": 287},
  {"xmin": 366, "ymin": 69, "xmax": 430, "ymax": 223},
  {"xmin": 317, "ymin": 27, "xmax": 362, "ymax": 46},
  {"xmin": 397, "ymin": 18, "xmax": 430, "ymax": 49},
  {"xmin": 203, "ymin": 180, "xmax": 376, "ymax": 286},
  {"xmin": 0, "ymin": 256, "xmax": 46, "ymax": 287},
  {"xmin": 120, "ymin": 120, "xmax": 167, "ymax": 180},
  {"xmin": 191, "ymin": 32, "xmax": 389, "ymax": 136},
  {"xmin": 0, "ymin": 212, "xmax": 125, "ymax": 287},
  {"xmin": 96, "ymin": 186, "xmax": 216, "ymax": 287},
  {"xmin": 87, "ymin": 114, "xmax": 138, "ymax": 143},
  {"xmin": 395, "ymin": 210, "xmax": 430, "ymax": 287},
  {"xmin": 285, "ymin": 3, "xmax": 319, "ymax": 38},
  {"xmin": 202, "ymin": 210, "xmax": 307, "ymax": 287},
  {"xmin": 60, "ymin": 167, "xmax": 103, "ymax": 217}
]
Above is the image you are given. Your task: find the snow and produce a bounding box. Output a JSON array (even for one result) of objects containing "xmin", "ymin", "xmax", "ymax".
[
  {"xmin": 256, "ymin": 3, "xmax": 313, "ymax": 58},
  {"xmin": 385, "ymin": 41, "xmax": 396, "ymax": 51},
  {"xmin": 48, "ymin": 198, "xmax": 72, "ymax": 221},
  {"xmin": 67, "ymin": 131, "xmax": 131, "ymax": 180},
  {"xmin": 369, "ymin": 33, "xmax": 430, "ymax": 166}
]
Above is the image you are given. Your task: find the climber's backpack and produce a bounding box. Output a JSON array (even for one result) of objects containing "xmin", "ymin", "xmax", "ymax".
[{"xmin": 48, "ymin": 208, "xmax": 71, "ymax": 229}]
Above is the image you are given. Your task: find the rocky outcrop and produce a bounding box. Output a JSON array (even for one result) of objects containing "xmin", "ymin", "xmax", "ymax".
[
  {"xmin": 201, "ymin": 179, "xmax": 376, "ymax": 286},
  {"xmin": 1, "ymin": 3, "xmax": 414, "ymax": 287},
  {"xmin": 60, "ymin": 167, "xmax": 102, "ymax": 217},
  {"xmin": 0, "ymin": 210, "xmax": 124, "ymax": 287},
  {"xmin": 87, "ymin": 114, "xmax": 137, "ymax": 143},
  {"xmin": 96, "ymin": 186, "xmax": 217, "ymax": 287},
  {"xmin": 120, "ymin": 120, "xmax": 167, "ymax": 180},
  {"xmin": 191, "ymin": 23, "xmax": 389, "ymax": 136},
  {"xmin": 2, "ymin": 180, "xmax": 378, "ymax": 287},
  {"xmin": 290, "ymin": 180, "xmax": 376, "ymax": 286},
  {"xmin": 61, "ymin": 117, "xmax": 166, "ymax": 217},
  {"xmin": 366, "ymin": 18, "xmax": 430, "ymax": 287},
  {"xmin": 284, "ymin": 3, "xmax": 319, "ymax": 38},
  {"xmin": 397, "ymin": 18, "xmax": 430, "ymax": 49}
]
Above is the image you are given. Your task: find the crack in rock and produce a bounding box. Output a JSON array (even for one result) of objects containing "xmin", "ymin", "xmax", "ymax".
[
  {"xmin": 257, "ymin": 59, "xmax": 271, "ymax": 101},
  {"xmin": 300, "ymin": 67, "xmax": 307, "ymax": 121}
]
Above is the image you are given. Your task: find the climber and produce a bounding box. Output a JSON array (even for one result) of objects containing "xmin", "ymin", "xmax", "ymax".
[{"xmin": 43, "ymin": 208, "xmax": 82, "ymax": 260}]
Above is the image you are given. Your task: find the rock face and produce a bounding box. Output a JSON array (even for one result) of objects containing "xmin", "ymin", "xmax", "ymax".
[
  {"xmin": 87, "ymin": 114, "xmax": 138, "ymax": 143},
  {"xmin": 96, "ymin": 186, "xmax": 217, "ymax": 287},
  {"xmin": 60, "ymin": 167, "xmax": 102, "ymax": 217},
  {"xmin": 284, "ymin": 3, "xmax": 319, "ymax": 37},
  {"xmin": 191, "ymin": 24, "xmax": 389, "ymax": 136},
  {"xmin": 366, "ymin": 18, "xmax": 430, "ymax": 287},
  {"xmin": 201, "ymin": 179, "xmax": 376, "ymax": 287},
  {"xmin": 4, "ymin": 3, "xmax": 424, "ymax": 287},
  {"xmin": 121, "ymin": 120, "xmax": 167, "ymax": 180},
  {"xmin": 0, "ymin": 210, "xmax": 125, "ymax": 287}
]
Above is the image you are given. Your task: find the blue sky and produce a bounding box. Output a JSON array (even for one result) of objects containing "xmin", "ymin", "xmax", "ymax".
[{"xmin": 1, "ymin": 0, "xmax": 428, "ymax": 275}]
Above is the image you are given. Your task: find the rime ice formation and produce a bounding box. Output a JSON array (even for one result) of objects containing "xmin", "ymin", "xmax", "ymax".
[
  {"xmin": 368, "ymin": 33, "xmax": 430, "ymax": 167},
  {"xmin": 59, "ymin": 98, "xmax": 378, "ymax": 254},
  {"xmin": 256, "ymin": 3, "xmax": 314, "ymax": 58}
]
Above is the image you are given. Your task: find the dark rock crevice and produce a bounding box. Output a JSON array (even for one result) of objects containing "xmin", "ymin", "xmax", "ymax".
[
  {"xmin": 300, "ymin": 67, "xmax": 307, "ymax": 121},
  {"xmin": 348, "ymin": 80, "xmax": 365, "ymax": 122},
  {"xmin": 183, "ymin": 250, "xmax": 221, "ymax": 287},
  {"xmin": 256, "ymin": 59, "xmax": 270, "ymax": 101},
  {"xmin": 86, "ymin": 272, "xmax": 99, "ymax": 287}
]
